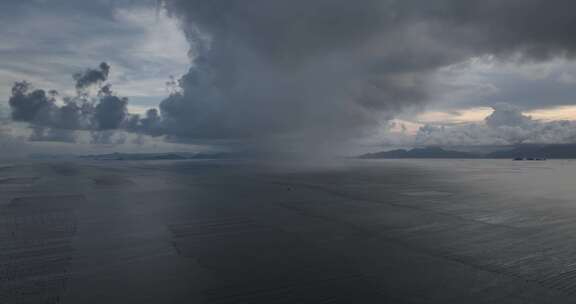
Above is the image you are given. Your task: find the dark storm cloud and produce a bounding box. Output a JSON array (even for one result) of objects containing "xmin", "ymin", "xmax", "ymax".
[
  {"xmin": 155, "ymin": 0, "xmax": 576, "ymax": 151},
  {"xmin": 422, "ymin": 0, "xmax": 576, "ymax": 59},
  {"xmin": 449, "ymin": 70, "xmax": 576, "ymax": 110},
  {"xmin": 158, "ymin": 0, "xmax": 431, "ymax": 146}
]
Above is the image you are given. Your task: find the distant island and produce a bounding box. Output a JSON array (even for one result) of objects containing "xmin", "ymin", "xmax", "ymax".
[
  {"xmin": 359, "ymin": 147, "xmax": 478, "ymax": 159},
  {"xmin": 359, "ymin": 144, "xmax": 576, "ymax": 159}
]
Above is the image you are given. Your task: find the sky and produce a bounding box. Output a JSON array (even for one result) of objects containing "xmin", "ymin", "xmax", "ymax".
[
  {"xmin": 0, "ymin": 0, "xmax": 188, "ymax": 110},
  {"xmin": 2, "ymin": 0, "xmax": 576, "ymax": 157}
]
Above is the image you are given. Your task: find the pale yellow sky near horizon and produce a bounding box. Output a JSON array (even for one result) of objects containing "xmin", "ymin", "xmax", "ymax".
[{"xmin": 391, "ymin": 106, "xmax": 576, "ymax": 134}]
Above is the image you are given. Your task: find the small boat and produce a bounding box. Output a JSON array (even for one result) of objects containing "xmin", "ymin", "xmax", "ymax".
[{"xmin": 513, "ymin": 157, "xmax": 524, "ymax": 161}]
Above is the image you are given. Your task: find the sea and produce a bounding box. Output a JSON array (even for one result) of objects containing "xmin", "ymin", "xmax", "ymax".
[{"xmin": 1, "ymin": 159, "xmax": 576, "ymax": 303}]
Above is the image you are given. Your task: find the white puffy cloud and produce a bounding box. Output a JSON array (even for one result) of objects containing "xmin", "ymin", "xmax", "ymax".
[{"xmin": 412, "ymin": 104, "xmax": 576, "ymax": 147}]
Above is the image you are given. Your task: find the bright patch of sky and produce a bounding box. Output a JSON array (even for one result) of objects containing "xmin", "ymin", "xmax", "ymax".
[{"xmin": 0, "ymin": 1, "xmax": 189, "ymax": 109}]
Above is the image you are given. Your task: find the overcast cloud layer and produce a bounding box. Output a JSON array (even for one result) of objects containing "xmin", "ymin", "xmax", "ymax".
[{"xmin": 4, "ymin": 0, "xmax": 576, "ymax": 155}]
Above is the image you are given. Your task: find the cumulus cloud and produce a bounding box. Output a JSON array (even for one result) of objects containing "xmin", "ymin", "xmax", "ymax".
[
  {"xmin": 74, "ymin": 62, "xmax": 110, "ymax": 91},
  {"xmin": 413, "ymin": 104, "xmax": 576, "ymax": 147},
  {"xmin": 8, "ymin": 63, "xmax": 136, "ymax": 143},
  {"xmin": 484, "ymin": 103, "xmax": 533, "ymax": 128},
  {"xmin": 94, "ymin": 84, "xmax": 128, "ymax": 130}
]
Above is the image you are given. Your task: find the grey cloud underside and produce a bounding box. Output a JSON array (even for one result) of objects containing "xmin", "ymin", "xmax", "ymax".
[
  {"xmin": 458, "ymin": 73, "xmax": 576, "ymax": 110},
  {"xmin": 155, "ymin": 0, "xmax": 576, "ymax": 146}
]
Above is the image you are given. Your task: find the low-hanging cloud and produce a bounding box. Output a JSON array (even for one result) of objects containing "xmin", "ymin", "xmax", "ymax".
[{"xmin": 414, "ymin": 104, "xmax": 576, "ymax": 147}]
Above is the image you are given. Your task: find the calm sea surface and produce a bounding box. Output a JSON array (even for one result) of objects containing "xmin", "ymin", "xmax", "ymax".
[{"xmin": 1, "ymin": 159, "xmax": 576, "ymax": 303}]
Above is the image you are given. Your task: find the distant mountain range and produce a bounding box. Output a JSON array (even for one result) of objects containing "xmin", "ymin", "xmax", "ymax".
[
  {"xmin": 29, "ymin": 144, "xmax": 576, "ymax": 161},
  {"xmin": 359, "ymin": 144, "xmax": 576, "ymax": 159},
  {"xmin": 78, "ymin": 152, "xmax": 237, "ymax": 161},
  {"xmin": 359, "ymin": 147, "xmax": 478, "ymax": 159},
  {"xmin": 486, "ymin": 144, "xmax": 576, "ymax": 159}
]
